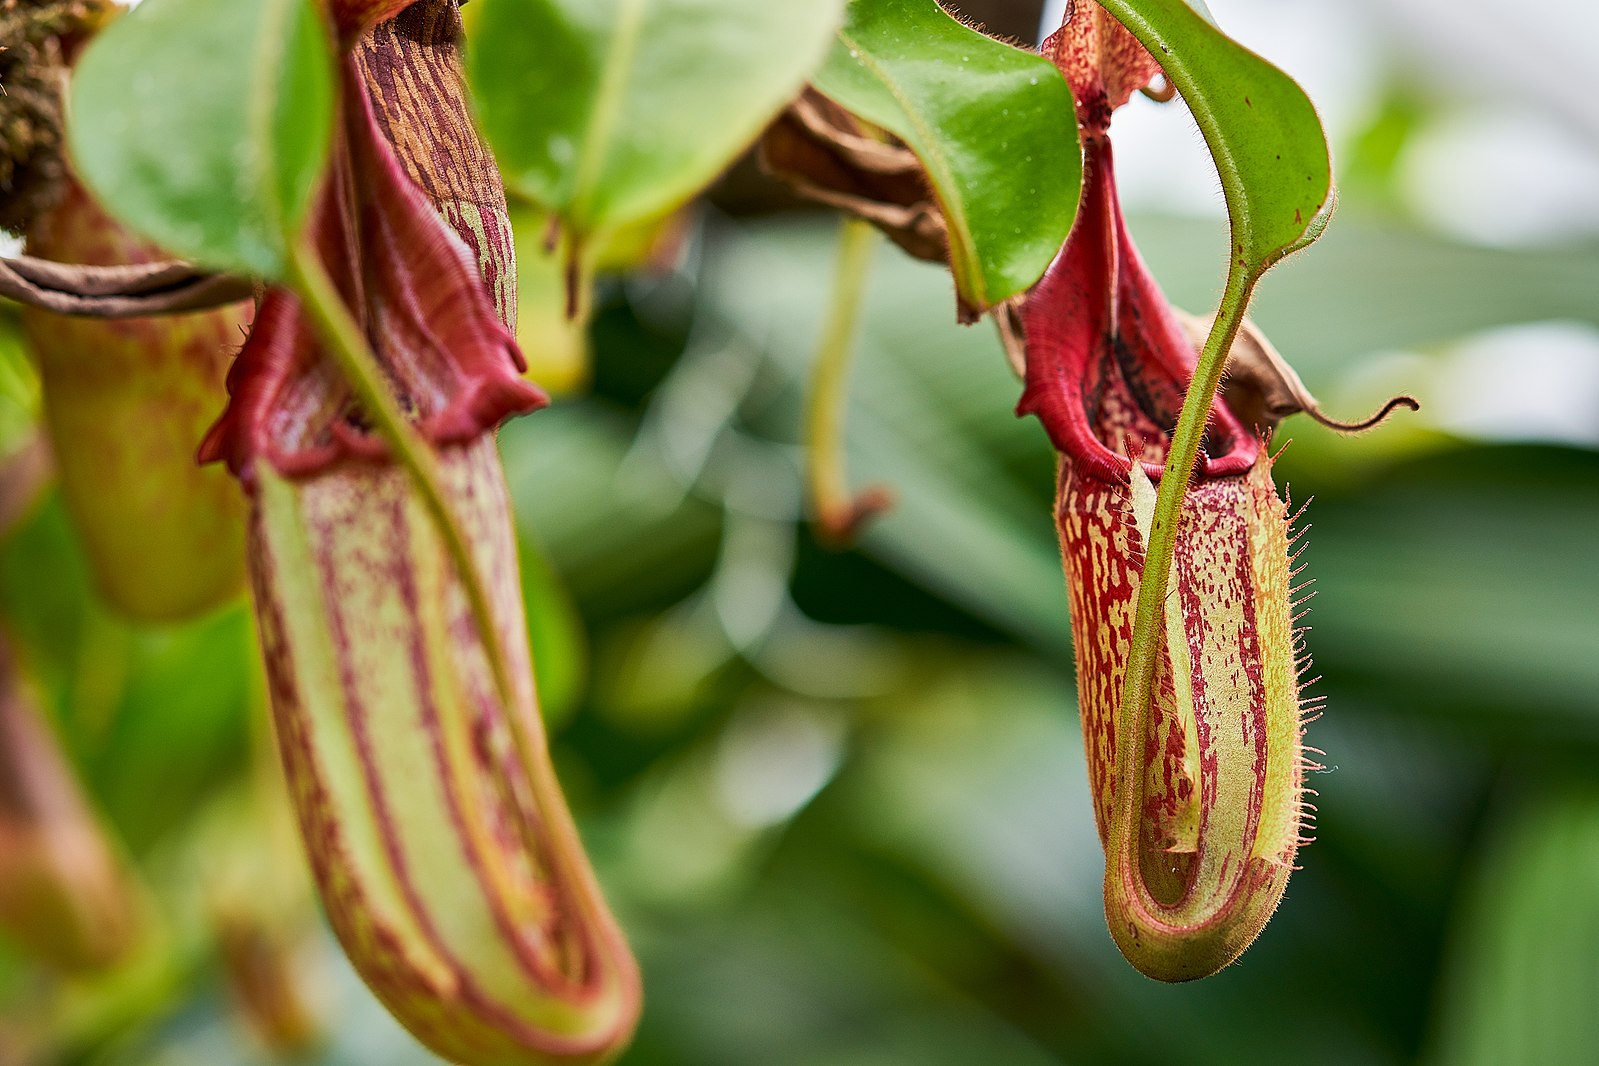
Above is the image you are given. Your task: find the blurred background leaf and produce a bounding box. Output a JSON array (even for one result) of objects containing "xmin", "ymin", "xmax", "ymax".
[
  {"xmin": 1425, "ymin": 781, "xmax": 1599, "ymax": 1066},
  {"xmin": 0, "ymin": 310, "xmax": 38, "ymax": 463}
]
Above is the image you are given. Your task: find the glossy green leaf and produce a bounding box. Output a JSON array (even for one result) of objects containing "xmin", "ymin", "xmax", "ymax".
[
  {"xmin": 1097, "ymin": 0, "xmax": 1331, "ymax": 273},
  {"xmin": 68, "ymin": 0, "xmax": 335, "ymax": 279},
  {"xmin": 811, "ymin": 0, "xmax": 1080, "ymax": 312},
  {"xmin": 470, "ymin": 0, "xmax": 844, "ymax": 241}
]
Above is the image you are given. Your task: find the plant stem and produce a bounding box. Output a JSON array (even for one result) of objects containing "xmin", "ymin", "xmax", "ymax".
[
  {"xmin": 283, "ymin": 237, "xmax": 518, "ymax": 718},
  {"xmin": 1108, "ymin": 264, "xmax": 1255, "ymax": 888},
  {"xmin": 805, "ymin": 217, "xmax": 888, "ymax": 545}
]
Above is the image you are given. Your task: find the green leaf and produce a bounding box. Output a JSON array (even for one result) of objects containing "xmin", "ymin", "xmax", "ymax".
[
  {"xmin": 470, "ymin": 0, "xmax": 844, "ymax": 241},
  {"xmin": 811, "ymin": 0, "xmax": 1080, "ymax": 312},
  {"xmin": 68, "ymin": 0, "xmax": 335, "ymax": 279},
  {"xmin": 1097, "ymin": 0, "xmax": 1331, "ymax": 273}
]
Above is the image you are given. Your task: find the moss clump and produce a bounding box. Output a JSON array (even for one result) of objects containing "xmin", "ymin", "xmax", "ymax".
[{"xmin": 0, "ymin": 0, "xmax": 115, "ymax": 234}]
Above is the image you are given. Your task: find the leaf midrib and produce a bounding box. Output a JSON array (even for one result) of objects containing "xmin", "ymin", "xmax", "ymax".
[{"xmin": 567, "ymin": 0, "xmax": 650, "ymax": 226}]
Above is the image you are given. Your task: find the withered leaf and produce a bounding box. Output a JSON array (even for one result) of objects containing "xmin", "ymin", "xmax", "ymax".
[
  {"xmin": 1177, "ymin": 309, "xmax": 1419, "ymax": 436},
  {"xmin": 758, "ymin": 88, "xmax": 950, "ymax": 268}
]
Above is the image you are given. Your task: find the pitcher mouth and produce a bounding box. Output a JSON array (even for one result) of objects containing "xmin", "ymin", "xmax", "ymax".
[
  {"xmin": 198, "ymin": 57, "xmax": 545, "ymax": 487},
  {"xmin": 1017, "ymin": 137, "xmax": 1258, "ymax": 486}
]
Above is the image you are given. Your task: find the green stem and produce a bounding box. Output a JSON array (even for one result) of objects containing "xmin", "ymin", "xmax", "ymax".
[
  {"xmin": 804, "ymin": 217, "xmax": 887, "ymax": 545},
  {"xmin": 1107, "ymin": 264, "xmax": 1256, "ymax": 897},
  {"xmin": 284, "ymin": 238, "xmax": 519, "ymax": 716}
]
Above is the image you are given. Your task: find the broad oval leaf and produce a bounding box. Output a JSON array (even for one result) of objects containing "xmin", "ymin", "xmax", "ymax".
[
  {"xmin": 1097, "ymin": 0, "xmax": 1331, "ymax": 274},
  {"xmin": 811, "ymin": 0, "xmax": 1080, "ymax": 313},
  {"xmin": 470, "ymin": 0, "xmax": 844, "ymax": 240},
  {"xmin": 68, "ymin": 0, "xmax": 335, "ymax": 280}
]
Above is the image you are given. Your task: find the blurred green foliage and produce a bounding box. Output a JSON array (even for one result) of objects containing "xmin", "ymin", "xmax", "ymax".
[{"xmin": 5, "ymin": 8, "xmax": 1599, "ymax": 1066}]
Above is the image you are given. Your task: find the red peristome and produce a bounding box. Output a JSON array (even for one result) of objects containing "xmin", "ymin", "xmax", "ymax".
[
  {"xmin": 1016, "ymin": 138, "xmax": 1257, "ymax": 485},
  {"xmin": 199, "ymin": 59, "xmax": 545, "ymax": 485}
]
